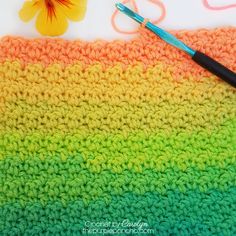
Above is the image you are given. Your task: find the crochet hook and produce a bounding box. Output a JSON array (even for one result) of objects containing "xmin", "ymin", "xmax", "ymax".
[{"xmin": 116, "ymin": 3, "xmax": 236, "ymax": 88}]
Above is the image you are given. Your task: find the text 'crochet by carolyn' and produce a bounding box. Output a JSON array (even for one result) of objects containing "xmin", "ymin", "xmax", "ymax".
[{"xmin": 0, "ymin": 27, "xmax": 236, "ymax": 235}]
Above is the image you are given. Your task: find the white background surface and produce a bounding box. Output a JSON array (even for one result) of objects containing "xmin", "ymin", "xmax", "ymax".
[{"xmin": 0, "ymin": 0, "xmax": 236, "ymax": 40}]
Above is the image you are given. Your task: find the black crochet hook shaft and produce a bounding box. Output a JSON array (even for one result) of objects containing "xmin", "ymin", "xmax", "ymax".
[
  {"xmin": 116, "ymin": 3, "xmax": 236, "ymax": 88},
  {"xmin": 192, "ymin": 51, "xmax": 236, "ymax": 87}
]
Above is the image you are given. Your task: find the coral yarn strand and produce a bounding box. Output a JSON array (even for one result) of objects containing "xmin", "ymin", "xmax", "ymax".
[{"xmin": 203, "ymin": 0, "xmax": 236, "ymax": 10}]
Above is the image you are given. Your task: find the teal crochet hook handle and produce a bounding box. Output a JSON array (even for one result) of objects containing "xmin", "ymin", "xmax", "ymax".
[{"xmin": 116, "ymin": 3, "xmax": 236, "ymax": 88}]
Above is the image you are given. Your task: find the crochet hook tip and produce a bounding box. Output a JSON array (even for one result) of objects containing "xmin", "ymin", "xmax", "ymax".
[
  {"xmin": 115, "ymin": 2, "xmax": 143, "ymax": 24},
  {"xmin": 115, "ymin": 3, "xmax": 125, "ymax": 12}
]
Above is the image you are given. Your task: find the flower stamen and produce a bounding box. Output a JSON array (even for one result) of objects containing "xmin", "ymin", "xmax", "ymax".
[
  {"xmin": 45, "ymin": 0, "xmax": 56, "ymax": 20},
  {"xmin": 56, "ymin": 0, "xmax": 73, "ymax": 8}
]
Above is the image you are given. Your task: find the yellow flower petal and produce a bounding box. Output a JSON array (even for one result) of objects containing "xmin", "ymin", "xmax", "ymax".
[
  {"xmin": 56, "ymin": 0, "xmax": 87, "ymax": 21},
  {"xmin": 19, "ymin": 0, "xmax": 41, "ymax": 22},
  {"xmin": 35, "ymin": 7, "xmax": 68, "ymax": 36}
]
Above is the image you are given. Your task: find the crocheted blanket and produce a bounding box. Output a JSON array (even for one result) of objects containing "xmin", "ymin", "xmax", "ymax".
[{"xmin": 0, "ymin": 28, "xmax": 236, "ymax": 235}]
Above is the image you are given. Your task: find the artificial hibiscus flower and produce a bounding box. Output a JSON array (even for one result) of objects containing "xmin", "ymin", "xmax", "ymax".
[{"xmin": 19, "ymin": 0, "xmax": 87, "ymax": 36}]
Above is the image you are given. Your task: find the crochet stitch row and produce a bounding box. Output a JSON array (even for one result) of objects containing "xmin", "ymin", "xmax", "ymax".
[{"xmin": 0, "ymin": 28, "xmax": 236, "ymax": 235}]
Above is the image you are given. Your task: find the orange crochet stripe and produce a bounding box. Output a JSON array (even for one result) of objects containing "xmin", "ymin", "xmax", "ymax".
[{"xmin": 0, "ymin": 28, "xmax": 235, "ymax": 79}]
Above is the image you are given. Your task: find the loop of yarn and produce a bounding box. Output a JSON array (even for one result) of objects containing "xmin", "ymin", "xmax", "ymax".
[{"xmin": 111, "ymin": 0, "xmax": 166, "ymax": 34}]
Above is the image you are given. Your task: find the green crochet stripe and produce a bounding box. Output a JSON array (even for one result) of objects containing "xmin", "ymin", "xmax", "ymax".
[
  {"xmin": 1, "ymin": 119, "xmax": 235, "ymax": 205},
  {"xmin": 1, "ymin": 188, "xmax": 236, "ymax": 236}
]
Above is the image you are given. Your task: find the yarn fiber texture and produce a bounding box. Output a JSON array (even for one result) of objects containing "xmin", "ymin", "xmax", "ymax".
[{"xmin": 0, "ymin": 27, "xmax": 236, "ymax": 235}]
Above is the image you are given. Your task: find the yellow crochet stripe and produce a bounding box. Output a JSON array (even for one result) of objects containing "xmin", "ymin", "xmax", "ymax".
[
  {"xmin": 1, "ymin": 61, "xmax": 234, "ymax": 107},
  {"xmin": 1, "ymin": 100, "xmax": 235, "ymax": 135},
  {"xmin": 1, "ymin": 61, "xmax": 235, "ymax": 135}
]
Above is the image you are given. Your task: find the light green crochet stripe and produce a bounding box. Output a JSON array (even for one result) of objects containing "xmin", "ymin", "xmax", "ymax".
[
  {"xmin": 1, "ymin": 118, "xmax": 235, "ymax": 171},
  {"xmin": 1, "ymin": 155, "xmax": 236, "ymax": 205}
]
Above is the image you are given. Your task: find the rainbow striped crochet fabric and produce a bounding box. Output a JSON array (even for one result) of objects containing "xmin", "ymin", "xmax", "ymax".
[{"xmin": 0, "ymin": 27, "xmax": 236, "ymax": 236}]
